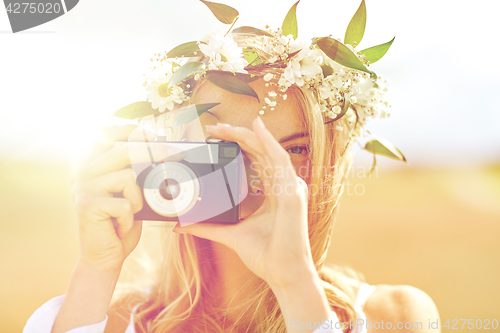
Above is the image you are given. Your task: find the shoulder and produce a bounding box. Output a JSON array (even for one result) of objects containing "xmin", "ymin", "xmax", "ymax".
[{"xmin": 363, "ymin": 284, "xmax": 441, "ymax": 333}]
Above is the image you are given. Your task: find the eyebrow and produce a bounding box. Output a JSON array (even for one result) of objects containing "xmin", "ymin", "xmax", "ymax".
[
  {"xmin": 205, "ymin": 110, "xmax": 307, "ymax": 143},
  {"xmin": 278, "ymin": 131, "xmax": 308, "ymax": 143}
]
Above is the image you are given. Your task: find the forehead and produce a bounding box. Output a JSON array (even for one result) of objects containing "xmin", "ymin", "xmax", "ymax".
[{"xmin": 191, "ymin": 79, "xmax": 307, "ymax": 139}]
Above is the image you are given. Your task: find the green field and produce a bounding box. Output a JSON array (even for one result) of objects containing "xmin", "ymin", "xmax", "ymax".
[{"xmin": 1, "ymin": 160, "xmax": 499, "ymax": 332}]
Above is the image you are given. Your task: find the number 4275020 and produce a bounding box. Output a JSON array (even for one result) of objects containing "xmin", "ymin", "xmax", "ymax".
[{"xmin": 444, "ymin": 319, "xmax": 498, "ymax": 330}]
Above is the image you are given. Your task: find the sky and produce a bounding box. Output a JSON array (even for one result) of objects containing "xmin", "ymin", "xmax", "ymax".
[{"xmin": 0, "ymin": 0, "xmax": 499, "ymax": 169}]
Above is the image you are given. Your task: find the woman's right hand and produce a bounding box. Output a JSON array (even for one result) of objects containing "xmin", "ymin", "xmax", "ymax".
[
  {"xmin": 52, "ymin": 125, "xmax": 186, "ymax": 333},
  {"xmin": 69, "ymin": 125, "xmax": 183, "ymax": 273}
]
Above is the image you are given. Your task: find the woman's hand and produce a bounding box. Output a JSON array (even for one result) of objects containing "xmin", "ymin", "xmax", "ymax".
[
  {"xmin": 172, "ymin": 117, "xmax": 316, "ymax": 289},
  {"xmin": 70, "ymin": 125, "xmax": 183, "ymax": 273}
]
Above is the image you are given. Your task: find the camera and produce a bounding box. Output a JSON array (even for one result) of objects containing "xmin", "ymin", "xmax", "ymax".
[{"xmin": 117, "ymin": 139, "xmax": 247, "ymax": 225}]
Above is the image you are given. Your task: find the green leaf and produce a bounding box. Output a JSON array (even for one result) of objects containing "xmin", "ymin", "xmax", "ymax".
[
  {"xmin": 281, "ymin": 1, "xmax": 299, "ymax": 39},
  {"xmin": 367, "ymin": 154, "xmax": 377, "ymax": 177},
  {"xmin": 344, "ymin": 0, "xmax": 366, "ymax": 46},
  {"xmin": 316, "ymin": 37, "xmax": 371, "ymax": 73},
  {"xmin": 243, "ymin": 47, "xmax": 263, "ymax": 66},
  {"xmin": 200, "ymin": 0, "xmax": 239, "ymax": 24},
  {"xmin": 206, "ymin": 71, "xmax": 260, "ymax": 102},
  {"xmin": 169, "ymin": 61, "xmax": 204, "ymax": 87},
  {"xmin": 173, "ymin": 103, "xmax": 221, "ymax": 127},
  {"xmin": 359, "ymin": 37, "xmax": 395, "ymax": 64},
  {"xmin": 232, "ymin": 26, "xmax": 272, "ymax": 37},
  {"xmin": 320, "ymin": 64, "xmax": 333, "ymax": 78},
  {"xmin": 113, "ymin": 101, "xmax": 159, "ymax": 119},
  {"xmin": 224, "ymin": 16, "xmax": 239, "ymax": 37},
  {"xmin": 324, "ymin": 95, "xmax": 351, "ymax": 124},
  {"xmin": 166, "ymin": 41, "xmax": 201, "ymax": 58},
  {"xmin": 364, "ymin": 135, "xmax": 407, "ymax": 162},
  {"xmin": 205, "ymin": 70, "xmax": 260, "ymax": 83},
  {"xmin": 234, "ymin": 72, "xmax": 261, "ymax": 83}
]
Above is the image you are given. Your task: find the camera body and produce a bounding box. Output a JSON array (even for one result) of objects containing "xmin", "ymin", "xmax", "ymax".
[{"xmin": 117, "ymin": 140, "xmax": 246, "ymax": 224}]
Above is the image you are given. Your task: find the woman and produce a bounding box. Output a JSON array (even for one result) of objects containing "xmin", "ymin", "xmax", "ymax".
[{"xmin": 25, "ymin": 18, "xmax": 440, "ymax": 333}]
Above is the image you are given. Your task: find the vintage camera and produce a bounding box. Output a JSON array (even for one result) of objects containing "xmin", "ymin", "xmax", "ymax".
[{"xmin": 117, "ymin": 139, "xmax": 247, "ymax": 225}]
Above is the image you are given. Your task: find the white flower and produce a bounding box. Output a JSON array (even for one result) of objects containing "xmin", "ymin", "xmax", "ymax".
[
  {"xmin": 353, "ymin": 78, "xmax": 376, "ymax": 105},
  {"xmin": 264, "ymin": 97, "xmax": 277, "ymax": 107},
  {"xmin": 199, "ymin": 33, "xmax": 248, "ymax": 73},
  {"xmin": 282, "ymin": 39, "xmax": 322, "ymax": 87},
  {"xmin": 345, "ymin": 108, "xmax": 356, "ymax": 123},
  {"xmin": 283, "ymin": 56, "xmax": 322, "ymax": 87},
  {"xmin": 284, "ymin": 60, "xmax": 303, "ymax": 86},
  {"xmin": 146, "ymin": 75, "xmax": 185, "ymax": 113},
  {"xmin": 288, "ymin": 37, "xmax": 309, "ymax": 55},
  {"xmin": 268, "ymin": 56, "xmax": 278, "ymax": 63},
  {"xmin": 354, "ymin": 105, "xmax": 366, "ymax": 121},
  {"xmin": 319, "ymin": 85, "xmax": 333, "ymax": 100},
  {"xmin": 263, "ymin": 73, "xmax": 274, "ymax": 81},
  {"xmin": 279, "ymin": 36, "xmax": 289, "ymax": 45}
]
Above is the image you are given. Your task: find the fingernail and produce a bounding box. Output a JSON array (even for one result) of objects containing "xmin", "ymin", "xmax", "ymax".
[
  {"xmin": 217, "ymin": 123, "xmax": 231, "ymax": 127},
  {"xmin": 172, "ymin": 228, "xmax": 185, "ymax": 234},
  {"xmin": 256, "ymin": 116, "xmax": 265, "ymax": 128},
  {"xmin": 205, "ymin": 124, "xmax": 218, "ymax": 131}
]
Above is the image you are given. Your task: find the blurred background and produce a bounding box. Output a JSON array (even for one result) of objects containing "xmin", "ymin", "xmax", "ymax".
[{"xmin": 1, "ymin": 0, "xmax": 499, "ymax": 331}]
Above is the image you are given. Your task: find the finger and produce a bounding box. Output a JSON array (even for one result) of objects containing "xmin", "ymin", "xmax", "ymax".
[
  {"xmin": 87, "ymin": 125, "xmax": 157, "ymax": 164},
  {"xmin": 172, "ymin": 222, "xmax": 237, "ymax": 250},
  {"xmin": 206, "ymin": 124, "xmax": 268, "ymax": 162},
  {"xmin": 297, "ymin": 176, "xmax": 309, "ymax": 201},
  {"xmin": 252, "ymin": 117, "xmax": 304, "ymax": 208},
  {"xmin": 206, "ymin": 124, "xmax": 275, "ymax": 195},
  {"xmin": 253, "ymin": 116, "xmax": 294, "ymax": 169},
  {"xmin": 253, "ymin": 116, "xmax": 297, "ymax": 184},
  {"xmin": 105, "ymin": 198, "xmax": 134, "ymax": 239},
  {"xmin": 121, "ymin": 220, "xmax": 143, "ymax": 253},
  {"xmin": 71, "ymin": 143, "xmax": 185, "ymax": 184},
  {"xmin": 72, "ymin": 168, "xmax": 143, "ymax": 213},
  {"xmin": 78, "ymin": 196, "xmax": 135, "ymax": 239}
]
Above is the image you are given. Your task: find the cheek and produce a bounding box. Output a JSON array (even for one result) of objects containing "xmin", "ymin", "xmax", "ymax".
[
  {"xmin": 239, "ymin": 155, "xmax": 265, "ymax": 219},
  {"xmin": 239, "ymin": 155, "xmax": 312, "ymax": 219},
  {"xmin": 291, "ymin": 156, "xmax": 311, "ymax": 182}
]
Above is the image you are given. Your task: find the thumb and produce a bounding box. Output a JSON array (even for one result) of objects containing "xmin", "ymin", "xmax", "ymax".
[{"xmin": 122, "ymin": 220, "xmax": 143, "ymax": 255}]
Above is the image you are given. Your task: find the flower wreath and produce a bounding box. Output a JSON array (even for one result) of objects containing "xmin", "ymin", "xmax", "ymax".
[{"xmin": 114, "ymin": 0, "xmax": 407, "ymax": 173}]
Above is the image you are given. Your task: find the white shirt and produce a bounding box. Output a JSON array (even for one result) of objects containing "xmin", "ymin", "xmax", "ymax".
[{"xmin": 23, "ymin": 283, "xmax": 376, "ymax": 333}]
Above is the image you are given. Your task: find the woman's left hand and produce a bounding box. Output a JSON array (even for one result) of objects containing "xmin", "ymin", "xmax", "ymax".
[{"xmin": 172, "ymin": 116, "xmax": 316, "ymax": 289}]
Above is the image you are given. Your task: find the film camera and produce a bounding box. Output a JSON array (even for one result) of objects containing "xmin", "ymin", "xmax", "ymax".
[{"xmin": 117, "ymin": 139, "xmax": 247, "ymax": 225}]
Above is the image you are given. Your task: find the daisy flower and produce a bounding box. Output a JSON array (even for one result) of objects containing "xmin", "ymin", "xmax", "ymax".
[
  {"xmin": 199, "ymin": 33, "xmax": 249, "ymax": 73},
  {"xmin": 146, "ymin": 75, "xmax": 185, "ymax": 113}
]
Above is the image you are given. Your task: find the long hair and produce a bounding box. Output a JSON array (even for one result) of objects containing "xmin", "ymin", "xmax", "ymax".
[{"xmin": 110, "ymin": 35, "xmax": 363, "ymax": 333}]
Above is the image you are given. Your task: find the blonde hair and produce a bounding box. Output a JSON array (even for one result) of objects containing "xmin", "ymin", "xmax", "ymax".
[{"xmin": 110, "ymin": 36, "xmax": 363, "ymax": 333}]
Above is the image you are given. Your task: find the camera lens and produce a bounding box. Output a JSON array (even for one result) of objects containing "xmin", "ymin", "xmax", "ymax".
[
  {"xmin": 143, "ymin": 161, "xmax": 200, "ymax": 217},
  {"xmin": 159, "ymin": 179, "xmax": 180, "ymax": 200}
]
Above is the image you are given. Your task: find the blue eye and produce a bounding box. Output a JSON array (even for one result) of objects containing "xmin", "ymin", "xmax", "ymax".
[{"xmin": 286, "ymin": 146, "xmax": 309, "ymax": 154}]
